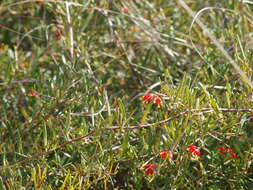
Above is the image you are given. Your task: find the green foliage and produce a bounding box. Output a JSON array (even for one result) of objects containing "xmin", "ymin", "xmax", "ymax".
[{"xmin": 0, "ymin": 0, "xmax": 253, "ymax": 189}]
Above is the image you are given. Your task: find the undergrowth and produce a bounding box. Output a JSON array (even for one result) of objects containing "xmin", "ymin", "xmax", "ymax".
[{"xmin": 0, "ymin": 0, "xmax": 253, "ymax": 189}]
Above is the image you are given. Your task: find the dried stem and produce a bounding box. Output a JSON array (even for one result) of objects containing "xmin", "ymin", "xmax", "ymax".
[{"xmin": 65, "ymin": 1, "xmax": 74, "ymax": 58}]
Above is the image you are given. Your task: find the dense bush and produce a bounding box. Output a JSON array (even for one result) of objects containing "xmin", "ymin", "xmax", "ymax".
[{"xmin": 0, "ymin": 0, "xmax": 253, "ymax": 189}]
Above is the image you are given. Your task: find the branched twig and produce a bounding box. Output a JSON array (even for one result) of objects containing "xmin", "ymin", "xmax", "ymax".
[
  {"xmin": 0, "ymin": 130, "xmax": 95, "ymax": 170},
  {"xmin": 106, "ymin": 108, "xmax": 253, "ymax": 130},
  {"xmin": 1, "ymin": 108, "xmax": 252, "ymax": 170},
  {"xmin": 208, "ymin": 131, "xmax": 253, "ymax": 141}
]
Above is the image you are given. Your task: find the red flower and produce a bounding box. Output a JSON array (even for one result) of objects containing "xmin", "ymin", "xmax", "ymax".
[
  {"xmin": 217, "ymin": 147, "xmax": 227, "ymax": 155},
  {"xmin": 27, "ymin": 91, "xmax": 38, "ymax": 97},
  {"xmin": 159, "ymin": 151, "xmax": 172, "ymax": 160},
  {"xmin": 217, "ymin": 146, "xmax": 237, "ymax": 159},
  {"xmin": 121, "ymin": 7, "xmax": 129, "ymax": 12},
  {"xmin": 227, "ymin": 148, "xmax": 237, "ymax": 159},
  {"xmin": 153, "ymin": 96, "xmax": 162, "ymax": 107},
  {"xmin": 144, "ymin": 163, "xmax": 155, "ymax": 176},
  {"xmin": 140, "ymin": 93, "xmax": 162, "ymax": 107},
  {"xmin": 187, "ymin": 145, "xmax": 200, "ymax": 157},
  {"xmin": 54, "ymin": 30, "xmax": 62, "ymax": 40},
  {"xmin": 160, "ymin": 151, "xmax": 168, "ymax": 160},
  {"xmin": 140, "ymin": 93, "xmax": 154, "ymax": 104}
]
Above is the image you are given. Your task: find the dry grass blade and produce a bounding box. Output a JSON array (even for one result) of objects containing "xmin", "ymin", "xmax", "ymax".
[{"xmin": 178, "ymin": 0, "xmax": 253, "ymax": 90}]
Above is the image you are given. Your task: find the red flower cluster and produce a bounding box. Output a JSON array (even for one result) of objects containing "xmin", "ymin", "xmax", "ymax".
[
  {"xmin": 140, "ymin": 93, "xmax": 162, "ymax": 107},
  {"xmin": 187, "ymin": 145, "xmax": 200, "ymax": 157},
  {"xmin": 159, "ymin": 151, "xmax": 173, "ymax": 160},
  {"xmin": 143, "ymin": 151, "xmax": 174, "ymax": 175},
  {"xmin": 142, "ymin": 145, "xmax": 238, "ymax": 176},
  {"xmin": 217, "ymin": 146, "xmax": 237, "ymax": 159},
  {"xmin": 27, "ymin": 91, "xmax": 38, "ymax": 97},
  {"xmin": 144, "ymin": 163, "xmax": 155, "ymax": 176}
]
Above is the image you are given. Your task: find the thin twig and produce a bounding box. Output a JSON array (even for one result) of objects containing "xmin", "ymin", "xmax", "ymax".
[
  {"xmin": 0, "ymin": 79, "xmax": 38, "ymax": 86},
  {"xmin": 106, "ymin": 108, "xmax": 253, "ymax": 130},
  {"xmin": 0, "ymin": 130, "xmax": 95, "ymax": 170},
  {"xmin": 208, "ymin": 131, "xmax": 253, "ymax": 141}
]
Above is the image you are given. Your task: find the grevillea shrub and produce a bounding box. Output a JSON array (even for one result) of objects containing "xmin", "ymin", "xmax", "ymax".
[{"xmin": 0, "ymin": 0, "xmax": 252, "ymax": 189}]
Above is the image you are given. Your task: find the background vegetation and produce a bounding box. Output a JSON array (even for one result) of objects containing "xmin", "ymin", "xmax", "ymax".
[{"xmin": 0, "ymin": 0, "xmax": 253, "ymax": 189}]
